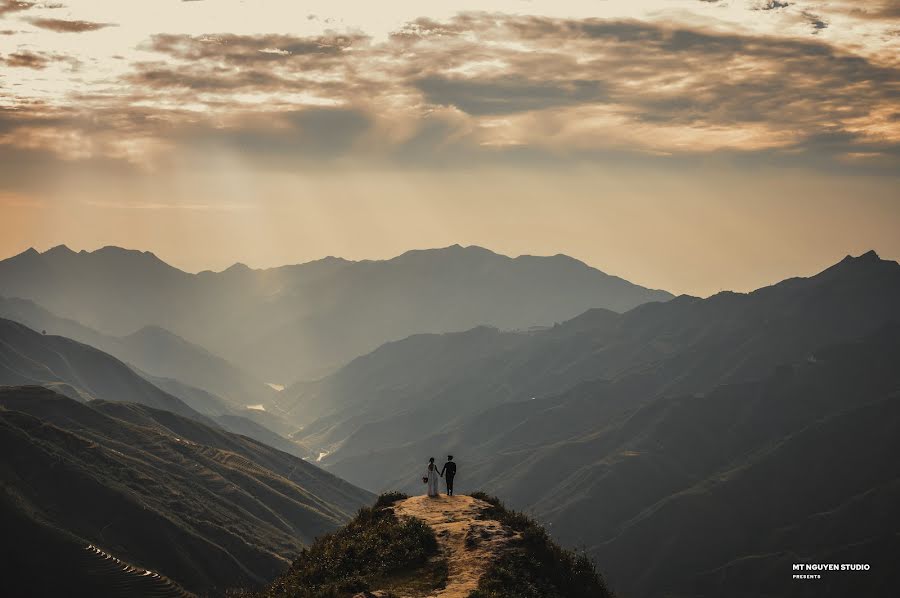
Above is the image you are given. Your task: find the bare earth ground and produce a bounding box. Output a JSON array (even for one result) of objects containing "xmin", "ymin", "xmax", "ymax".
[{"xmin": 391, "ymin": 494, "xmax": 518, "ymax": 598}]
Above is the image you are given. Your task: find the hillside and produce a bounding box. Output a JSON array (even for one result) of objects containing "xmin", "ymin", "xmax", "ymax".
[
  {"xmin": 0, "ymin": 244, "xmax": 672, "ymax": 382},
  {"xmin": 324, "ymin": 323, "xmax": 900, "ymax": 597},
  {"xmin": 0, "ymin": 316, "xmax": 306, "ymax": 455},
  {"xmin": 250, "ymin": 492, "xmax": 612, "ymax": 598},
  {"xmin": 501, "ymin": 324, "xmax": 900, "ymax": 597},
  {"xmin": 0, "ymin": 317, "xmax": 208, "ymax": 422},
  {"xmin": 0, "ymin": 296, "xmax": 275, "ymax": 410},
  {"xmin": 0, "ymin": 386, "xmax": 373, "ymax": 597}
]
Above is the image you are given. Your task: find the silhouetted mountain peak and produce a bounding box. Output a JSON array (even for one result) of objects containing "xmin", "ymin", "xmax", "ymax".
[
  {"xmin": 837, "ymin": 249, "xmax": 880, "ymax": 265},
  {"xmin": 859, "ymin": 249, "xmax": 880, "ymax": 260},
  {"xmin": 393, "ymin": 244, "xmax": 500, "ymax": 262},
  {"xmin": 25, "ymin": 245, "xmax": 178, "ymax": 272},
  {"xmin": 844, "ymin": 249, "xmax": 885, "ymax": 263},
  {"xmin": 94, "ymin": 245, "xmax": 160, "ymax": 260},
  {"xmin": 819, "ymin": 249, "xmax": 897, "ymax": 280},
  {"xmin": 222, "ymin": 262, "xmax": 253, "ymax": 274},
  {"xmin": 44, "ymin": 244, "xmax": 76, "ymax": 256},
  {"xmin": 8, "ymin": 247, "xmax": 40, "ymax": 261}
]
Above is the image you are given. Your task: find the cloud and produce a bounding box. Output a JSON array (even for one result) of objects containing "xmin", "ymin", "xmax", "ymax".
[
  {"xmin": 0, "ymin": 1, "xmax": 33, "ymax": 16},
  {"xmin": 125, "ymin": 65, "xmax": 287, "ymax": 91},
  {"xmin": 2, "ymin": 49, "xmax": 78, "ymax": 69},
  {"xmin": 167, "ymin": 107, "xmax": 374, "ymax": 164},
  {"xmin": 145, "ymin": 31, "xmax": 366, "ymax": 65},
  {"xmin": 415, "ymin": 76, "xmax": 607, "ymax": 116},
  {"xmin": 832, "ymin": 0, "xmax": 900, "ymax": 20},
  {"xmin": 1, "ymin": 13, "xmax": 897, "ymax": 174},
  {"xmin": 754, "ymin": 1, "xmax": 790, "ymax": 10},
  {"xmin": 2, "ymin": 50, "xmax": 47, "ymax": 68},
  {"xmin": 28, "ymin": 18, "xmax": 114, "ymax": 32},
  {"xmin": 802, "ymin": 11, "xmax": 829, "ymax": 33}
]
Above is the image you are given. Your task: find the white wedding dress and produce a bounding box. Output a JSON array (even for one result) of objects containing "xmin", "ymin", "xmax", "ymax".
[{"xmin": 426, "ymin": 465, "xmax": 440, "ymax": 497}]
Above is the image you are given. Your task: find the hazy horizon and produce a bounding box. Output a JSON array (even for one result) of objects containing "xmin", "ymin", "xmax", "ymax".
[{"xmin": 2, "ymin": 239, "xmax": 893, "ymax": 299}]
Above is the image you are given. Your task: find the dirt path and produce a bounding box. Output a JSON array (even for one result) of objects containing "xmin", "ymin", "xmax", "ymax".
[{"xmin": 393, "ymin": 495, "xmax": 517, "ymax": 598}]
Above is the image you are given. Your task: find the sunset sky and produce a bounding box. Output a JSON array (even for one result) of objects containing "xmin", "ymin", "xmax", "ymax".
[{"xmin": 1, "ymin": 0, "xmax": 898, "ymax": 296}]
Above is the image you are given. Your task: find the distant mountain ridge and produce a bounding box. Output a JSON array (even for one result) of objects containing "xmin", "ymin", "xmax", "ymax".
[{"xmin": 0, "ymin": 244, "xmax": 673, "ymax": 382}]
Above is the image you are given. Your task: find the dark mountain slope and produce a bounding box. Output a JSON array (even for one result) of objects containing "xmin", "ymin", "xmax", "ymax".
[
  {"xmin": 422, "ymin": 324, "xmax": 900, "ymax": 597},
  {"xmin": 0, "ymin": 386, "xmax": 373, "ymax": 597},
  {"xmin": 0, "ymin": 244, "xmax": 672, "ymax": 382},
  {"xmin": 1, "ymin": 491, "xmax": 193, "ymax": 598},
  {"xmin": 601, "ymin": 393, "xmax": 900, "ymax": 598}
]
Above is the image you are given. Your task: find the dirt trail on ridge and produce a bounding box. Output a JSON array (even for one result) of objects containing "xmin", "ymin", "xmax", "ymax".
[{"xmin": 392, "ymin": 494, "xmax": 518, "ymax": 598}]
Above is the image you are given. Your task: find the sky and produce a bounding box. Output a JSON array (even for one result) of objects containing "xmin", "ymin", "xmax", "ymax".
[{"xmin": 1, "ymin": 0, "xmax": 898, "ymax": 296}]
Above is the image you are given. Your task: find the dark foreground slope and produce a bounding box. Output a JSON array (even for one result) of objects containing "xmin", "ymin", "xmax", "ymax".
[{"xmin": 0, "ymin": 386, "xmax": 373, "ymax": 597}]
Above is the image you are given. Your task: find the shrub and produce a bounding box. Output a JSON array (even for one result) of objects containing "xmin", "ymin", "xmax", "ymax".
[
  {"xmin": 468, "ymin": 493, "xmax": 614, "ymax": 598},
  {"xmin": 254, "ymin": 495, "xmax": 437, "ymax": 598},
  {"xmin": 374, "ymin": 491, "xmax": 409, "ymax": 509}
]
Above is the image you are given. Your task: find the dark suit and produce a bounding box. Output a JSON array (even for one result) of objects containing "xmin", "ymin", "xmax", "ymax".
[{"xmin": 440, "ymin": 461, "xmax": 457, "ymax": 495}]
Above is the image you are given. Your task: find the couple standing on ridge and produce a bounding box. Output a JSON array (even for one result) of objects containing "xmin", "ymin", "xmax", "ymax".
[{"xmin": 424, "ymin": 456, "xmax": 456, "ymax": 498}]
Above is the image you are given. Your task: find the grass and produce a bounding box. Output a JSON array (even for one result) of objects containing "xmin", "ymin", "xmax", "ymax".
[
  {"xmin": 244, "ymin": 492, "xmax": 446, "ymax": 598},
  {"xmin": 468, "ymin": 492, "xmax": 614, "ymax": 598}
]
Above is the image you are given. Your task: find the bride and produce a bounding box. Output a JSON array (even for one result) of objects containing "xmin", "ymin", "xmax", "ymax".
[{"xmin": 424, "ymin": 457, "xmax": 440, "ymax": 497}]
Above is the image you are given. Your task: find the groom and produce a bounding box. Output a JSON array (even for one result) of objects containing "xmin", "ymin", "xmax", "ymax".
[{"xmin": 440, "ymin": 455, "xmax": 457, "ymax": 496}]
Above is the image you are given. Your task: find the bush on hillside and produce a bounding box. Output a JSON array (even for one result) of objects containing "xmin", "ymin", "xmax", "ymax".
[
  {"xmin": 252, "ymin": 492, "xmax": 437, "ymax": 598},
  {"xmin": 469, "ymin": 492, "xmax": 614, "ymax": 598},
  {"xmin": 373, "ymin": 491, "xmax": 409, "ymax": 509}
]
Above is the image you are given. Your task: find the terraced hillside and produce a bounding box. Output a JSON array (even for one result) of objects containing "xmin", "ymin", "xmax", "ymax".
[{"xmin": 79, "ymin": 544, "xmax": 193, "ymax": 598}]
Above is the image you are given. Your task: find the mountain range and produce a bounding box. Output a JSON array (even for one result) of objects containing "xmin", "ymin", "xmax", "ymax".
[
  {"xmin": 2, "ymin": 243, "xmax": 898, "ymax": 596},
  {"xmin": 289, "ymin": 251, "xmax": 900, "ymax": 477},
  {"xmin": 0, "ymin": 244, "xmax": 672, "ymax": 383}
]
